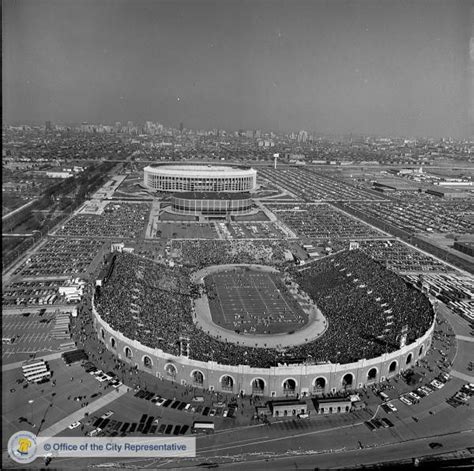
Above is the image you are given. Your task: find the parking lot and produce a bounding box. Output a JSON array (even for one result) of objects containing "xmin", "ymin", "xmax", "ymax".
[
  {"xmin": 54, "ymin": 202, "xmax": 150, "ymax": 239},
  {"xmin": 2, "ymin": 358, "xmax": 111, "ymax": 449},
  {"xmin": 2, "ymin": 311, "xmax": 74, "ymax": 362},
  {"xmin": 3, "ymin": 279, "xmax": 73, "ymax": 307},
  {"xmin": 268, "ymin": 204, "xmax": 385, "ymax": 239},
  {"xmin": 258, "ymin": 167, "xmax": 385, "ymax": 202},
  {"xmin": 346, "ymin": 198, "xmax": 473, "ymax": 235},
  {"xmin": 12, "ymin": 238, "xmax": 105, "ymax": 278}
]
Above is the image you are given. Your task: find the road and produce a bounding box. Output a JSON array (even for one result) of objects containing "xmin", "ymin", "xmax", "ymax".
[{"xmin": 206, "ymin": 430, "xmax": 474, "ymax": 470}]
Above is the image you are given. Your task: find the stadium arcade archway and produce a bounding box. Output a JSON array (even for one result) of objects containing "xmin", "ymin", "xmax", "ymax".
[
  {"xmin": 367, "ymin": 367, "xmax": 378, "ymax": 383},
  {"xmin": 282, "ymin": 378, "xmax": 297, "ymax": 396},
  {"xmin": 251, "ymin": 378, "xmax": 266, "ymax": 395},
  {"xmin": 342, "ymin": 373, "xmax": 354, "ymax": 389},
  {"xmin": 313, "ymin": 377, "xmax": 327, "ymax": 394},
  {"xmin": 142, "ymin": 355, "xmax": 153, "ymax": 369},
  {"xmin": 388, "ymin": 360, "xmax": 398, "ymax": 375},
  {"xmin": 165, "ymin": 363, "xmax": 177, "ymax": 378},
  {"xmin": 191, "ymin": 370, "xmax": 205, "ymax": 386},
  {"xmin": 220, "ymin": 375, "xmax": 235, "ymax": 391}
]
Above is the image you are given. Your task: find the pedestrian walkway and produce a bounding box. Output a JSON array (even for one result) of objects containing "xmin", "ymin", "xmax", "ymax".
[
  {"xmin": 455, "ymin": 335, "xmax": 474, "ymax": 343},
  {"xmin": 450, "ymin": 370, "xmax": 474, "ymax": 383},
  {"xmin": 2, "ymin": 350, "xmax": 75, "ymax": 372},
  {"xmin": 38, "ymin": 384, "xmax": 131, "ymax": 437}
]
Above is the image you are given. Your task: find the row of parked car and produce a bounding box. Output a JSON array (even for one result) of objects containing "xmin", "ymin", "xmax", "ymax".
[
  {"xmin": 83, "ymin": 361, "xmax": 123, "ymax": 388},
  {"xmin": 399, "ymin": 372, "xmax": 450, "ymax": 406},
  {"xmin": 364, "ymin": 417, "xmax": 395, "ymax": 431},
  {"xmin": 85, "ymin": 410, "xmax": 193, "ymax": 438},
  {"xmin": 447, "ymin": 383, "xmax": 473, "ymax": 408},
  {"xmin": 133, "ymin": 388, "xmax": 236, "ymax": 418}
]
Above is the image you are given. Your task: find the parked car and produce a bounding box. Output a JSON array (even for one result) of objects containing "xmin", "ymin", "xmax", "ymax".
[
  {"xmin": 419, "ymin": 386, "xmax": 432, "ymax": 396},
  {"xmin": 68, "ymin": 421, "xmax": 81, "ymax": 429},
  {"xmin": 415, "ymin": 388, "xmax": 427, "ymax": 398},
  {"xmin": 430, "ymin": 379, "xmax": 444, "ymax": 389},
  {"xmin": 438, "ymin": 372, "xmax": 451, "ymax": 383},
  {"xmin": 429, "ymin": 442, "xmax": 443, "ymax": 449},
  {"xmin": 400, "ymin": 395, "xmax": 413, "ymax": 406},
  {"xmin": 101, "ymin": 410, "xmax": 114, "ymax": 419},
  {"xmin": 364, "ymin": 421, "xmax": 376, "ymax": 431},
  {"xmin": 407, "ymin": 392, "xmax": 421, "ymax": 402},
  {"xmin": 383, "ymin": 402, "xmax": 397, "ymax": 413},
  {"xmin": 379, "ymin": 392, "xmax": 389, "ymax": 402},
  {"xmin": 87, "ymin": 428, "xmax": 101, "ymax": 437},
  {"xmin": 371, "ymin": 419, "xmax": 384, "ymax": 429},
  {"xmin": 381, "ymin": 417, "xmax": 394, "ymax": 428}
]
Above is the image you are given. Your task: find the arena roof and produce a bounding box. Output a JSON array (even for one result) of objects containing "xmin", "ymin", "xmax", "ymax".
[
  {"xmin": 144, "ymin": 164, "xmax": 255, "ymax": 175},
  {"xmin": 173, "ymin": 191, "xmax": 252, "ymax": 200}
]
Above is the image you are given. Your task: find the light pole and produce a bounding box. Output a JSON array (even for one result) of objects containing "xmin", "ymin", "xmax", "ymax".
[{"xmin": 28, "ymin": 399, "xmax": 35, "ymax": 427}]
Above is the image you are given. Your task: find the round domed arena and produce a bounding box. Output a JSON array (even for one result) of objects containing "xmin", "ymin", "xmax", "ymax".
[
  {"xmin": 92, "ymin": 250, "xmax": 435, "ymax": 398},
  {"xmin": 143, "ymin": 164, "xmax": 257, "ymax": 193}
]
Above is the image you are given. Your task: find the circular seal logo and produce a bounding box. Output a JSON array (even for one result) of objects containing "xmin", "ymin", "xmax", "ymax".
[{"xmin": 8, "ymin": 431, "xmax": 37, "ymax": 463}]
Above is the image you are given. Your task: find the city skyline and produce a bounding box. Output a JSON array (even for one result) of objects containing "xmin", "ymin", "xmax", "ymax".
[{"xmin": 3, "ymin": 0, "xmax": 472, "ymax": 138}]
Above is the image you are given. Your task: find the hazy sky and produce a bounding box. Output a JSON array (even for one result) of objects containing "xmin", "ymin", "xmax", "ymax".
[{"xmin": 3, "ymin": 0, "xmax": 472, "ymax": 137}]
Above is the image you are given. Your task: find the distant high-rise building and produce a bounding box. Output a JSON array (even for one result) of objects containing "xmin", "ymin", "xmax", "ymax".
[
  {"xmin": 45, "ymin": 121, "xmax": 53, "ymax": 132},
  {"xmin": 179, "ymin": 122, "xmax": 184, "ymax": 132},
  {"xmin": 298, "ymin": 130, "xmax": 308, "ymax": 143}
]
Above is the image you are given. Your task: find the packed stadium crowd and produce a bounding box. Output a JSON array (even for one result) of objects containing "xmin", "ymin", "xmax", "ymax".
[{"xmin": 94, "ymin": 250, "xmax": 434, "ymax": 368}]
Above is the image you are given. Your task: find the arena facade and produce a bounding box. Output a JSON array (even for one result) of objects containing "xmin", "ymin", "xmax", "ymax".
[
  {"xmin": 171, "ymin": 192, "xmax": 253, "ymax": 216},
  {"xmin": 143, "ymin": 164, "xmax": 257, "ymax": 193},
  {"xmin": 92, "ymin": 298, "xmax": 435, "ymax": 398}
]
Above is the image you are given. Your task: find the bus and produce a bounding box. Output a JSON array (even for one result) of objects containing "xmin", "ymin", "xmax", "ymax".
[
  {"xmin": 191, "ymin": 421, "xmax": 214, "ymax": 434},
  {"xmin": 2, "ymin": 337, "xmax": 15, "ymax": 344},
  {"xmin": 24, "ymin": 370, "xmax": 51, "ymax": 383},
  {"xmin": 23, "ymin": 365, "xmax": 48, "ymax": 376},
  {"xmin": 22, "ymin": 360, "xmax": 46, "ymax": 370}
]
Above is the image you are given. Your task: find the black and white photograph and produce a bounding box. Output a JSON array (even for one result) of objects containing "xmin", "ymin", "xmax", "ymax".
[{"xmin": 2, "ymin": 0, "xmax": 473, "ymax": 469}]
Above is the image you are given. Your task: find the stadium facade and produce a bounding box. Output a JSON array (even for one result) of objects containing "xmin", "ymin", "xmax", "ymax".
[
  {"xmin": 92, "ymin": 298, "xmax": 435, "ymax": 398},
  {"xmin": 143, "ymin": 164, "xmax": 257, "ymax": 193}
]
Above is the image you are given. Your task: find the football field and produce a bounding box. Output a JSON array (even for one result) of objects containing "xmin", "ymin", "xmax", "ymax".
[{"xmin": 205, "ymin": 268, "xmax": 308, "ymax": 335}]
